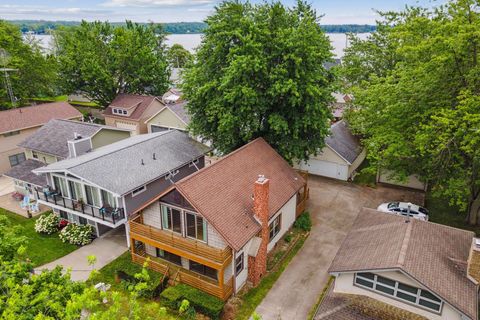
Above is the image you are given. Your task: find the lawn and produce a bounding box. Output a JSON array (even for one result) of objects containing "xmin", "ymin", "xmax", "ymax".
[
  {"xmin": 0, "ymin": 208, "xmax": 77, "ymax": 266},
  {"xmin": 31, "ymin": 95, "xmax": 100, "ymax": 108},
  {"xmin": 426, "ymin": 192, "xmax": 480, "ymax": 236}
]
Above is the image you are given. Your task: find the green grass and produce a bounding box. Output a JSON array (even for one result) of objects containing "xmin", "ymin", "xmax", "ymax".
[
  {"xmin": 0, "ymin": 208, "xmax": 77, "ymax": 266},
  {"xmin": 307, "ymin": 276, "xmax": 334, "ymax": 320},
  {"xmin": 235, "ymin": 233, "xmax": 308, "ymax": 320},
  {"xmin": 426, "ymin": 192, "xmax": 480, "ymax": 236},
  {"xmin": 31, "ymin": 95, "xmax": 100, "ymax": 108}
]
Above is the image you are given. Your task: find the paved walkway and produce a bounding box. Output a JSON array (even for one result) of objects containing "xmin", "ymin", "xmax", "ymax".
[
  {"xmin": 254, "ymin": 176, "xmax": 424, "ymax": 320},
  {"xmin": 0, "ymin": 176, "xmax": 14, "ymax": 196},
  {"xmin": 35, "ymin": 225, "xmax": 128, "ymax": 281}
]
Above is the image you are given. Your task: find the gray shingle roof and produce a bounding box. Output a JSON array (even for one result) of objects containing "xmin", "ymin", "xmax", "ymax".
[
  {"xmin": 4, "ymin": 159, "xmax": 47, "ymax": 187},
  {"xmin": 34, "ymin": 131, "xmax": 210, "ymax": 195},
  {"xmin": 329, "ymin": 208, "xmax": 478, "ymax": 320},
  {"xmin": 168, "ymin": 101, "xmax": 190, "ymax": 124},
  {"xmin": 326, "ymin": 120, "xmax": 363, "ymax": 164},
  {"xmin": 18, "ymin": 119, "xmax": 115, "ymax": 159}
]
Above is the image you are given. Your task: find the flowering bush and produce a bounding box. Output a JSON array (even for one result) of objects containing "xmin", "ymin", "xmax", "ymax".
[
  {"xmin": 34, "ymin": 212, "xmax": 60, "ymax": 234},
  {"xmin": 58, "ymin": 219, "xmax": 69, "ymax": 230},
  {"xmin": 59, "ymin": 223, "xmax": 93, "ymax": 246}
]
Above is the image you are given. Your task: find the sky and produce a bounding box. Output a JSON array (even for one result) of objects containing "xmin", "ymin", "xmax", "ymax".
[{"xmin": 0, "ymin": 0, "xmax": 445, "ymax": 24}]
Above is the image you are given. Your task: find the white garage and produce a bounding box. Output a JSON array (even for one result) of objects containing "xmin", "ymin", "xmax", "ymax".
[{"xmin": 296, "ymin": 121, "xmax": 366, "ymax": 181}]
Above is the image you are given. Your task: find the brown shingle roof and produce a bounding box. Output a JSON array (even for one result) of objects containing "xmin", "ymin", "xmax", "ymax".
[
  {"xmin": 104, "ymin": 94, "xmax": 161, "ymax": 120},
  {"xmin": 0, "ymin": 102, "xmax": 82, "ymax": 134},
  {"xmin": 173, "ymin": 138, "xmax": 305, "ymax": 251},
  {"xmin": 329, "ymin": 208, "xmax": 478, "ymax": 320}
]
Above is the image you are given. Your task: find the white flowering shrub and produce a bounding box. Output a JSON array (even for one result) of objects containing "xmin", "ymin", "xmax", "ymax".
[
  {"xmin": 34, "ymin": 212, "xmax": 60, "ymax": 234},
  {"xmin": 59, "ymin": 223, "xmax": 94, "ymax": 246}
]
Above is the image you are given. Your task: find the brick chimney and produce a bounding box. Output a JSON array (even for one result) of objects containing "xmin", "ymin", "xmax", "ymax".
[
  {"xmin": 248, "ymin": 175, "xmax": 269, "ymax": 287},
  {"xmin": 467, "ymin": 238, "xmax": 480, "ymax": 284}
]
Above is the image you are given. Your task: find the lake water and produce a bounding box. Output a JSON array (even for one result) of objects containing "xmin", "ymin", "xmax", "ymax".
[{"xmin": 32, "ymin": 33, "xmax": 369, "ymax": 58}]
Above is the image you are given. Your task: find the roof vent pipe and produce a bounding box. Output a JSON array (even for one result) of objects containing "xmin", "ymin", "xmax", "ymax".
[
  {"xmin": 141, "ymin": 159, "xmax": 145, "ymax": 165},
  {"xmin": 153, "ymin": 153, "xmax": 156, "ymax": 160}
]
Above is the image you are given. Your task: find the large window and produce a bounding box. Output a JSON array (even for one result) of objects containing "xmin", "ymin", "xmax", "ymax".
[
  {"xmin": 101, "ymin": 189, "xmax": 115, "ymax": 207},
  {"xmin": 185, "ymin": 211, "xmax": 207, "ymax": 242},
  {"xmin": 235, "ymin": 253, "xmax": 244, "ymax": 275},
  {"xmin": 53, "ymin": 176, "xmax": 68, "ymax": 197},
  {"xmin": 156, "ymin": 248, "xmax": 182, "ymax": 266},
  {"xmin": 189, "ymin": 261, "xmax": 217, "ymax": 280},
  {"xmin": 68, "ymin": 180, "xmax": 84, "ymax": 201},
  {"xmin": 9, "ymin": 153, "xmax": 25, "ymax": 167},
  {"xmin": 269, "ymin": 214, "xmax": 281, "ymax": 242},
  {"xmin": 354, "ymin": 273, "xmax": 442, "ymax": 313},
  {"xmin": 85, "ymin": 185, "xmax": 101, "ymax": 207},
  {"xmin": 161, "ymin": 204, "xmax": 182, "ymax": 234}
]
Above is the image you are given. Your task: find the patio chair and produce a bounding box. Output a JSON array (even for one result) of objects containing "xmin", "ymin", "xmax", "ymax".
[
  {"xmin": 20, "ymin": 196, "xmax": 30, "ymax": 210},
  {"xmin": 30, "ymin": 202, "xmax": 40, "ymax": 213}
]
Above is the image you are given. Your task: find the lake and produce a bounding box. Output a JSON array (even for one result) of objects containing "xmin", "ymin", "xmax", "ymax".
[{"xmin": 32, "ymin": 33, "xmax": 369, "ymax": 58}]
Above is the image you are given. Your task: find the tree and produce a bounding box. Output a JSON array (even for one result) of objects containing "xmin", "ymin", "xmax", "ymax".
[
  {"xmin": 342, "ymin": 0, "xmax": 480, "ymax": 223},
  {"xmin": 167, "ymin": 44, "xmax": 193, "ymax": 68},
  {"xmin": 182, "ymin": 0, "xmax": 335, "ymax": 162},
  {"xmin": 0, "ymin": 20, "xmax": 57, "ymax": 107},
  {"xmin": 0, "ymin": 215, "xmax": 26, "ymax": 260},
  {"xmin": 55, "ymin": 21, "xmax": 170, "ymax": 107}
]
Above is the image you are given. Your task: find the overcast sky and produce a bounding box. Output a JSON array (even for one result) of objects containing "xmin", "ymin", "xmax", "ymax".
[{"xmin": 0, "ymin": 0, "xmax": 444, "ymax": 24}]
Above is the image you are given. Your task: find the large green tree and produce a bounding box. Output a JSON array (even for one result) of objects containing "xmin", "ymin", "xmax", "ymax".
[
  {"xmin": 0, "ymin": 20, "xmax": 57, "ymax": 107},
  {"xmin": 55, "ymin": 21, "xmax": 170, "ymax": 107},
  {"xmin": 342, "ymin": 0, "xmax": 480, "ymax": 223},
  {"xmin": 167, "ymin": 44, "xmax": 193, "ymax": 68},
  {"xmin": 182, "ymin": 0, "xmax": 335, "ymax": 162}
]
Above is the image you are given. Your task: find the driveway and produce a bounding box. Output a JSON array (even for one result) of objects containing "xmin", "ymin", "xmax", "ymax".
[
  {"xmin": 35, "ymin": 225, "xmax": 128, "ymax": 281},
  {"xmin": 254, "ymin": 176, "xmax": 424, "ymax": 320}
]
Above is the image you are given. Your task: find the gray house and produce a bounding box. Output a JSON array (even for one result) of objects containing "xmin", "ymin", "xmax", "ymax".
[{"xmin": 33, "ymin": 130, "xmax": 209, "ymax": 243}]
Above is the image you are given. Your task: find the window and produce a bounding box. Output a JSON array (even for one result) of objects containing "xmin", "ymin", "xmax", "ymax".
[
  {"xmin": 59, "ymin": 211, "xmax": 68, "ymax": 220},
  {"xmin": 32, "ymin": 151, "xmax": 38, "ymax": 159},
  {"xmin": 9, "ymin": 153, "xmax": 25, "ymax": 167},
  {"xmin": 68, "ymin": 180, "xmax": 84, "ymax": 201},
  {"xmin": 78, "ymin": 216, "xmax": 88, "ymax": 225},
  {"xmin": 156, "ymin": 248, "xmax": 182, "ymax": 265},
  {"xmin": 113, "ymin": 108, "xmax": 128, "ymax": 115},
  {"xmin": 189, "ymin": 261, "xmax": 218, "ymax": 280},
  {"xmin": 185, "ymin": 211, "xmax": 206, "ymax": 241},
  {"xmin": 53, "ymin": 176, "xmax": 68, "ymax": 197},
  {"xmin": 269, "ymin": 215, "xmax": 281, "ymax": 242},
  {"xmin": 235, "ymin": 253, "xmax": 244, "ymax": 275},
  {"xmin": 354, "ymin": 273, "xmax": 442, "ymax": 313},
  {"xmin": 101, "ymin": 189, "xmax": 115, "ymax": 207},
  {"xmin": 3, "ymin": 130, "xmax": 20, "ymax": 137},
  {"xmin": 161, "ymin": 204, "xmax": 182, "ymax": 234},
  {"xmin": 151, "ymin": 125, "xmax": 170, "ymax": 133},
  {"xmin": 85, "ymin": 185, "xmax": 101, "ymax": 207},
  {"xmin": 132, "ymin": 185, "xmax": 146, "ymax": 197}
]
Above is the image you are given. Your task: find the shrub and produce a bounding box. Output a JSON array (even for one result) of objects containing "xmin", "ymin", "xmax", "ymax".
[
  {"xmin": 114, "ymin": 269, "xmax": 167, "ymax": 298},
  {"xmin": 34, "ymin": 212, "xmax": 60, "ymax": 234},
  {"xmin": 161, "ymin": 284, "xmax": 225, "ymax": 319},
  {"xmin": 294, "ymin": 211, "xmax": 312, "ymax": 231},
  {"xmin": 284, "ymin": 234, "xmax": 292, "ymax": 243},
  {"xmin": 59, "ymin": 223, "xmax": 93, "ymax": 246}
]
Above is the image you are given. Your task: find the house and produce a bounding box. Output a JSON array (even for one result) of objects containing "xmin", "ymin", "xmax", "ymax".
[
  {"xmin": 127, "ymin": 138, "xmax": 309, "ymax": 300},
  {"xmin": 377, "ymin": 169, "xmax": 428, "ymax": 191},
  {"xmin": 146, "ymin": 100, "xmax": 189, "ymax": 133},
  {"xmin": 296, "ymin": 121, "xmax": 366, "ymax": 181},
  {"xmin": 0, "ymin": 102, "xmax": 82, "ymax": 175},
  {"xmin": 103, "ymin": 94, "xmax": 166, "ymax": 135},
  {"xmin": 318, "ymin": 208, "xmax": 478, "ymax": 320},
  {"xmin": 331, "ymin": 92, "xmax": 352, "ymax": 122},
  {"xmin": 33, "ymin": 130, "xmax": 209, "ymax": 241},
  {"xmin": 4, "ymin": 119, "xmax": 132, "ymax": 197}
]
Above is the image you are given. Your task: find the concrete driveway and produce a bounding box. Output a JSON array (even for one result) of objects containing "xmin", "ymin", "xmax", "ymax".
[
  {"xmin": 35, "ymin": 225, "xmax": 128, "ymax": 281},
  {"xmin": 254, "ymin": 176, "xmax": 424, "ymax": 320}
]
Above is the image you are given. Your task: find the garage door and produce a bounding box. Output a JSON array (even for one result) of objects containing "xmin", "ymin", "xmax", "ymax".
[{"xmin": 297, "ymin": 159, "xmax": 349, "ymax": 181}]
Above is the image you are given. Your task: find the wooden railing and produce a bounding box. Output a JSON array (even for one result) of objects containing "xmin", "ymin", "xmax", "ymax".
[
  {"xmin": 130, "ymin": 216, "xmax": 232, "ymax": 265},
  {"xmin": 131, "ymin": 251, "xmax": 233, "ymax": 300}
]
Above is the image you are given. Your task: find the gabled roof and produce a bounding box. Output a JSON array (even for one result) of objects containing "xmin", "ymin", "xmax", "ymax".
[
  {"xmin": 329, "ymin": 208, "xmax": 478, "ymax": 320},
  {"xmin": 34, "ymin": 131, "xmax": 210, "ymax": 196},
  {"xmin": 4, "ymin": 159, "xmax": 47, "ymax": 187},
  {"xmin": 156, "ymin": 138, "xmax": 305, "ymax": 251},
  {"xmin": 18, "ymin": 119, "xmax": 129, "ymax": 159},
  {"xmin": 146, "ymin": 101, "xmax": 190, "ymax": 126},
  {"xmin": 0, "ymin": 102, "xmax": 82, "ymax": 134},
  {"xmin": 103, "ymin": 94, "xmax": 162, "ymax": 120},
  {"xmin": 326, "ymin": 120, "xmax": 363, "ymax": 164}
]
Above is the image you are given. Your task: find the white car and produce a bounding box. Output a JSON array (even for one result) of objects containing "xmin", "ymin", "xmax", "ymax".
[{"xmin": 377, "ymin": 202, "xmax": 429, "ymax": 221}]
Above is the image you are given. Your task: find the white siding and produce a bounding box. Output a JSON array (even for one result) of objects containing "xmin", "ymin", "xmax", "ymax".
[
  {"xmin": 267, "ymin": 195, "xmax": 297, "ymax": 252},
  {"xmin": 208, "ymin": 224, "xmax": 227, "ymax": 249},
  {"xmin": 142, "ymin": 202, "xmax": 162, "ymax": 229},
  {"xmin": 224, "ymin": 261, "xmax": 233, "ymax": 283},
  {"xmin": 334, "ymin": 271, "xmax": 464, "ymax": 320},
  {"xmin": 234, "ymin": 240, "xmax": 253, "ymax": 293}
]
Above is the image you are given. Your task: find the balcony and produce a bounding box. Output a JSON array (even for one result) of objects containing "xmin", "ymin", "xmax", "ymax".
[
  {"xmin": 36, "ymin": 189, "xmax": 125, "ymax": 226},
  {"xmin": 129, "ymin": 215, "xmax": 232, "ymax": 268},
  {"xmin": 132, "ymin": 251, "xmax": 234, "ymax": 300}
]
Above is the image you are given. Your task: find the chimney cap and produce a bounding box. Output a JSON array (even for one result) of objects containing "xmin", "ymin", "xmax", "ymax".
[{"xmin": 257, "ymin": 174, "xmax": 267, "ymax": 183}]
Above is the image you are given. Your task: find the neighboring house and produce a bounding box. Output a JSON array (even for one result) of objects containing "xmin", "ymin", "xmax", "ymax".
[
  {"xmin": 162, "ymin": 88, "xmax": 182, "ymax": 104},
  {"xmin": 4, "ymin": 119, "xmax": 131, "ymax": 197},
  {"xmin": 103, "ymin": 94, "xmax": 166, "ymax": 135},
  {"xmin": 146, "ymin": 101, "xmax": 189, "ymax": 133},
  {"xmin": 331, "ymin": 92, "xmax": 352, "ymax": 122},
  {"xmin": 0, "ymin": 102, "xmax": 82, "ymax": 175},
  {"xmin": 127, "ymin": 138, "xmax": 309, "ymax": 300},
  {"xmin": 33, "ymin": 131, "xmax": 209, "ymax": 240},
  {"xmin": 377, "ymin": 169, "xmax": 428, "ymax": 191},
  {"xmin": 296, "ymin": 121, "xmax": 366, "ymax": 181},
  {"xmin": 318, "ymin": 208, "xmax": 478, "ymax": 320}
]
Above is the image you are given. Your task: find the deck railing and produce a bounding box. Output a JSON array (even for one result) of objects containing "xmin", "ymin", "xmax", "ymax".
[
  {"xmin": 129, "ymin": 216, "xmax": 232, "ymax": 265},
  {"xmin": 36, "ymin": 189, "xmax": 125, "ymax": 224}
]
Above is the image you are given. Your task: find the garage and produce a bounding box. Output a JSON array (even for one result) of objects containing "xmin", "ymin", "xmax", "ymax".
[{"xmin": 295, "ymin": 121, "xmax": 366, "ymax": 181}]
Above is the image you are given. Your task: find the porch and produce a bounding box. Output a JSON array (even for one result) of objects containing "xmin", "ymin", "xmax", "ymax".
[{"xmin": 0, "ymin": 192, "xmax": 49, "ymax": 218}]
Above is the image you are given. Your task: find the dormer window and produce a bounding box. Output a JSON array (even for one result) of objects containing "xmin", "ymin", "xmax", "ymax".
[{"xmin": 112, "ymin": 108, "xmax": 128, "ymax": 116}]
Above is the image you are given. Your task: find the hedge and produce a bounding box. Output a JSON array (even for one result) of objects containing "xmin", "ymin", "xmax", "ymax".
[{"xmin": 160, "ymin": 284, "xmax": 224, "ymax": 319}]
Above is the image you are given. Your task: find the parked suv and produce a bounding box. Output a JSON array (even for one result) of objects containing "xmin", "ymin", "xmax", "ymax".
[{"xmin": 377, "ymin": 202, "xmax": 429, "ymax": 221}]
